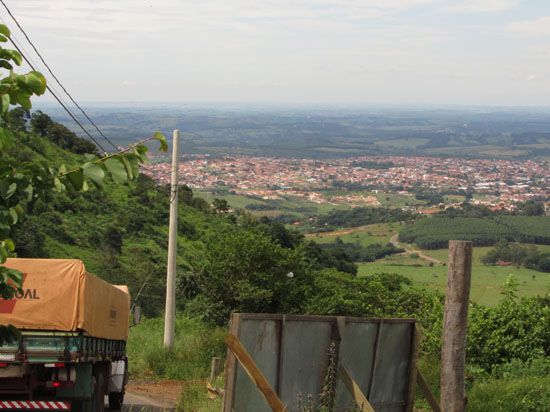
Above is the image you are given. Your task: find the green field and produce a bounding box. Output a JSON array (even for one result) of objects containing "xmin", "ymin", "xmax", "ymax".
[
  {"xmin": 197, "ymin": 190, "xmax": 350, "ymax": 218},
  {"xmin": 305, "ymin": 222, "xmax": 399, "ymax": 246},
  {"xmin": 358, "ymin": 245, "xmax": 550, "ymax": 306}
]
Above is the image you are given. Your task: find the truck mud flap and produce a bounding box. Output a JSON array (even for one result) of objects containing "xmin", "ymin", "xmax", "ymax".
[{"xmin": 0, "ymin": 401, "xmax": 71, "ymax": 410}]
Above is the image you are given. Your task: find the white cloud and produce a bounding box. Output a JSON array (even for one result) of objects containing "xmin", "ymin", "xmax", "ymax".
[
  {"xmin": 508, "ymin": 16, "xmax": 550, "ymax": 37},
  {"xmin": 442, "ymin": 0, "xmax": 521, "ymax": 13},
  {"xmin": 4, "ymin": 0, "xmax": 550, "ymax": 105}
]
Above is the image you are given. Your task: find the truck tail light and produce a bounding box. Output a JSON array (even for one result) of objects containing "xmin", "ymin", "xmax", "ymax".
[
  {"xmin": 48, "ymin": 381, "xmax": 75, "ymax": 389},
  {"xmin": 44, "ymin": 362, "xmax": 66, "ymax": 368},
  {"xmin": 0, "ymin": 362, "xmax": 8, "ymax": 368}
]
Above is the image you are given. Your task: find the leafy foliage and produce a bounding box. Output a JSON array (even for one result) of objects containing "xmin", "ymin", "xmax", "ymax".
[
  {"xmin": 317, "ymin": 238, "xmax": 404, "ymax": 263},
  {"xmin": 467, "ymin": 358, "xmax": 550, "ymax": 412},
  {"xmin": 467, "ymin": 280, "xmax": 550, "ymax": 370},
  {"xmin": 186, "ymin": 226, "xmax": 313, "ymax": 325},
  {"xmin": 481, "ymin": 240, "xmax": 550, "ymax": 272},
  {"xmin": 315, "ymin": 206, "xmax": 414, "ymax": 230},
  {"xmin": 399, "ymin": 216, "xmax": 550, "ymax": 249},
  {"xmin": 0, "ymin": 23, "xmax": 167, "ymax": 343}
]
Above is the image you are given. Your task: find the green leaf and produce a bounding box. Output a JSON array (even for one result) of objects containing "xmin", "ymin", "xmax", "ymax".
[
  {"xmin": 28, "ymin": 71, "xmax": 47, "ymax": 95},
  {"xmin": 0, "ymin": 35, "xmax": 7, "ymax": 43},
  {"xmin": 0, "ymin": 127, "xmax": 12, "ymax": 151},
  {"xmin": 133, "ymin": 146, "xmax": 148, "ymax": 162},
  {"xmin": 24, "ymin": 74, "xmax": 41, "ymax": 93},
  {"xmin": 8, "ymin": 50, "xmax": 22, "ymax": 66},
  {"xmin": 121, "ymin": 156, "xmax": 134, "ymax": 180},
  {"xmin": 1, "ymin": 93, "xmax": 10, "ymax": 115},
  {"xmin": 0, "ymin": 182, "xmax": 16, "ymax": 200},
  {"xmin": 154, "ymin": 131, "xmax": 168, "ymax": 152},
  {"xmin": 66, "ymin": 169, "xmax": 84, "ymax": 191},
  {"xmin": 23, "ymin": 185, "xmax": 33, "ymax": 201},
  {"xmin": 8, "ymin": 208, "xmax": 17, "ymax": 225},
  {"xmin": 0, "ymin": 60, "xmax": 13, "ymax": 70},
  {"xmin": 0, "ymin": 25, "xmax": 10, "ymax": 37},
  {"xmin": 14, "ymin": 92, "xmax": 31, "ymax": 110},
  {"xmin": 6, "ymin": 269, "xmax": 22, "ymax": 287},
  {"xmin": 0, "ymin": 245, "xmax": 7, "ymax": 263},
  {"xmin": 53, "ymin": 177, "xmax": 65, "ymax": 191},
  {"xmin": 83, "ymin": 163, "xmax": 105, "ymax": 188},
  {"xmin": 105, "ymin": 158, "xmax": 127, "ymax": 185},
  {"xmin": 2, "ymin": 238, "xmax": 15, "ymax": 252},
  {"xmin": 127, "ymin": 156, "xmax": 140, "ymax": 179}
]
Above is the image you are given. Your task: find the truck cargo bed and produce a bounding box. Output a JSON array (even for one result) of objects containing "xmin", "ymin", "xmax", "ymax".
[
  {"xmin": 0, "ymin": 258, "xmax": 130, "ymax": 341},
  {"xmin": 0, "ymin": 331, "xmax": 126, "ymax": 363}
]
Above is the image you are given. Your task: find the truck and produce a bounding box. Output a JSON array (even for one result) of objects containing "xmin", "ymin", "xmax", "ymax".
[{"xmin": 0, "ymin": 258, "xmax": 135, "ymax": 412}]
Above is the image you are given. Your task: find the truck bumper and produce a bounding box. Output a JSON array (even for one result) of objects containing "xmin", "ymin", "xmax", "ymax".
[{"xmin": 0, "ymin": 401, "xmax": 71, "ymax": 410}]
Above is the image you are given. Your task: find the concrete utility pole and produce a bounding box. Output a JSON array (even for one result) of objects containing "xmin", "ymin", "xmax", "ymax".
[
  {"xmin": 440, "ymin": 240, "xmax": 473, "ymax": 412},
  {"xmin": 164, "ymin": 129, "xmax": 179, "ymax": 349}
]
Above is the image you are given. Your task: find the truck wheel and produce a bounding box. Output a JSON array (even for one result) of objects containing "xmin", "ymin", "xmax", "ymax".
[
  {"xmin": 108, "ymin": 392, "xmax": 124, "ymax": 410},
  {"xmin": 94, "ymin": 374, "xmax": 105, "ymax": 412}
]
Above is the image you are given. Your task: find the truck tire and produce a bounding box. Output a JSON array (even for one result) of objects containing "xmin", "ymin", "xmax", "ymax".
[
  {"xmin": 94, "ymin": 374, "xmax": 105, "ymax": 412},
  {"xmin": 108, "ymin": 392, "xmax": 124, "ymax": 410}
]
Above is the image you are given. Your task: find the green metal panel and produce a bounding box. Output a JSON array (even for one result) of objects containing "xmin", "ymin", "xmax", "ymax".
[
  {"xmin": 233, "ymin": 319, "xmax": 280, "ymax": 412},
  {"xmin": 225, "ymin": 315, "xmax": 417, "ymax": 412},
  {"xmin": 56, "ymin": 363, "xmax": 93, "ymax": 399}
]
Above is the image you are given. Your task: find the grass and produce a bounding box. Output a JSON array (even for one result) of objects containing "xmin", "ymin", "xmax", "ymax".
[
  {"xmin": 374, "ymin": 192, "xmax": 426, "ymax": 208},
  {"xmin": 127, "ymin": 316, "xmax": 226, "ymax": 381},
  {"xmin": 468, "ymin": 375, "xmax": 550, "ymax": 412},
  {"xmin": 197, "ymin": 190, "xmax": 350, "ymax": 219},
  {"xmin": 177, "ymin": 379, "xmax": 224, "ymax": 412},
  {"xmin": 358, "ymin": 245, "xmax": 550, "ymax": 306},
  {"xmin": 305, "ymin": 222, "xmax": 398, "ymax": 246},
  {"xmin": 127, "ymin": 316, "xmax": 227, "ymax": 411},
  {"xmin": 417, "ymin": 356, "xmax": 550, "ymax": 412}
]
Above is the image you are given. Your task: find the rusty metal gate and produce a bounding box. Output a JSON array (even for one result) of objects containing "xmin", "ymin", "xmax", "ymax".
[{"xmin": 223, "ymin": 313, "xmax": 419, "ymax": 412}]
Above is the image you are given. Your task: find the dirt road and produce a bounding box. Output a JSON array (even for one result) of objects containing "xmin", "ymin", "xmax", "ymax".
[
  {"xmin": 390, "ymin": 234, "xmax": 443, "ymax": 265},
  {"xmin": 116, "ymin": 392, "xmax": 174, "ymax": 411},
  {"xmin": 105, "ymin": 384, "xmax": 179, "ymax": 411}
]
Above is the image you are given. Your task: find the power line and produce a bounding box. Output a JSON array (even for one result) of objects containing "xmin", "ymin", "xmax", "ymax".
[
  {"xmin": 5, "ymin": 38, "xmax": 108, "ymax": 153},
  {"xmin": 3, "ymin": 22, "xmax": 82, "ymax": 122},
  {"xmin": 0, "ymin": 0, "xmax": 118, "ymax": 151}
]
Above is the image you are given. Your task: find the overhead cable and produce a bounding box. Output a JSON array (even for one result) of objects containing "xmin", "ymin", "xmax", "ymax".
[{"xmin": 0, "ymin": 0, "xmax": 118, "ymax": 151}]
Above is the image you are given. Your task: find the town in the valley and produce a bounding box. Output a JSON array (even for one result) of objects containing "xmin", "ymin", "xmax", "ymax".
[{"xmin": 143, "ymin": 155, "xmax": 549, "ymax": 213}]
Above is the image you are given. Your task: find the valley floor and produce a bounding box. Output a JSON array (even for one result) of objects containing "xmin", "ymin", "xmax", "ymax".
[{"xmin": 311, "ymin": 223, "xmax": 550, "ymax": 306}]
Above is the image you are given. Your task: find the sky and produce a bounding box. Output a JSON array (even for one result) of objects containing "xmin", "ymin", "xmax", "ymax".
[{"xmin": 2, "ymin": 0, "xmax": 550, "ymax": 106}]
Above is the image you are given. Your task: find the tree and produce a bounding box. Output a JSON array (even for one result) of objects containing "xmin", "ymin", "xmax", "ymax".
[
  {"xmin": 520, "ymin": 201, "xmax": 545, "ymax": 216},
  {"xmin": 4, "ymin": 107, "xmax": 29, "ymax": 132},
  {"xmin": 187, "ymin": 226, "xmax": 313, "ymax": 325},
  {"xmin": 30, "ymin": 110, "xmax": 52, "ymax": 136},
  {"xmin": 212, "ymin": 198, "xmax": 229, "ymax": 213},
  {"xmin": 0, "ymin": 23, "xmax": 167, "ymax": 343}
]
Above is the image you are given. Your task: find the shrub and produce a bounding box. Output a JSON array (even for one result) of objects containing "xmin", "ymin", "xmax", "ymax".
[
  {"xmin": 467, "ymin": 284, "xmax": 550, "ymax": 370},
  {"xmin": 468, "ymin": 358, "xmax": 550, "ymax": 412},
  {"xmin": 127, "ymin": 316, "xmax": 226, "ymax": 380}
]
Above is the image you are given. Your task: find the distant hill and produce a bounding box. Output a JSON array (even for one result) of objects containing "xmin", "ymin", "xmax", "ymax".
[{"xmin": 38, "ymin": 103, "xmax": 550, "ymax": 160}]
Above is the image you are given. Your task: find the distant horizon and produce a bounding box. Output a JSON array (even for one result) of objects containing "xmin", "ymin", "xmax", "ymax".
[
  {"xmin": 33, "ymin": 100, "xmax": 550, "ymax": 111},
  {"xmin": 7, "ymin": 1, "xmax": 550, "ymax": 106}
]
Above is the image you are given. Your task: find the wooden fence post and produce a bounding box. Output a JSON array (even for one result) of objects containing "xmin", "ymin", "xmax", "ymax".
[
  {"xmin": 440, "ymin": 240, "xmax": 472, "ymax": 412},
  {"xmin": 210, "ymin": 357, "xmax": 222, "ymax": 382}
]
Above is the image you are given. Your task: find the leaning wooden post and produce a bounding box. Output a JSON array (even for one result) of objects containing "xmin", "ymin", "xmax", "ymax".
[
  {"xmin": 440, "ymin": 240, "xmax": 472, "ymax": 412},
  {"xmin": 210, "ymin": 357, "xmax": 222, "ymax": 382}
]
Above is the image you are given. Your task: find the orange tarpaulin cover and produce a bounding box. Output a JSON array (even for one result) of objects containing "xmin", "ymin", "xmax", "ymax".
[{"xmin": 0, "ymin": 258, "xmax": 130, "ymax": 341}]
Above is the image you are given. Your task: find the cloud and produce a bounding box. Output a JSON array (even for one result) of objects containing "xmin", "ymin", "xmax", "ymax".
[
  {"xmin": 5, "ymin": 0, "xmax": 550, "ymax": 105},
  {"xmin": 442, "ymin": 0, "xmax": 521, "ymax": 13},
  {"xmin": 508, "ymin": 16, "xmax": 550, "ymax": 36}
]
